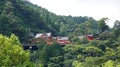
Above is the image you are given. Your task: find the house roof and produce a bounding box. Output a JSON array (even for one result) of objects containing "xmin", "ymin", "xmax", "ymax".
[
  {"xmin": 79, "ymin": 36, "xmax": 84, "ymax": 39},
  {"xmin": 52, "ymin": 37, "xmax": 57, "ymax": 39},
  {"xmin": 35, "ymin": 33, "xmax": 51, "ymax": 38},
  {"xmin": 46, "ymin": 33, "xmax": 51, "ymax": 37},
  {"xmin": 87, "ymin": 35, "xmax": 93, "ymax": 37},
  {"xmin": 57, "ymin": 37, "xmax": 69, "ymax": 40},
  {"xmin": 35, "ymin": 33, "xmax": 42, "ymax": 38}
]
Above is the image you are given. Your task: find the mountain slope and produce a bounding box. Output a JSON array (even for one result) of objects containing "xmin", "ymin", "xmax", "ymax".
[{"xmin": 0, "ymin": 0, "xmax": 98, "ymax": 42}]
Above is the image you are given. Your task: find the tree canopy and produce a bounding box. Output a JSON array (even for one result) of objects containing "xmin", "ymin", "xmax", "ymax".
[{"xmin": 0, "ymin": 34, "xmax": 35, "ymax": 67}]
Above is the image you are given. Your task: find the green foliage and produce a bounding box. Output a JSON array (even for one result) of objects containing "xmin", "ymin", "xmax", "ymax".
[
  {"xmin": 98, "ymin": 18, "xmax": 109, "ymax": 33},
  {"xmin": 64, "ymin": 35, "xmax": 120, "ymax": 67},
  {"xmin": 31, "ymin": 43, "xmax": 64, "ymax": 67},
  {"xmin": 0, "ymin": 34, "xmax": 35, "ymax": 67},
  {"xmin": 73, "ymin": 61, "xmax": 84, "ymax": 67},
  {"xmin": 102, "ymin": 60, "xmax": 115, "ymax": 67},
  {"xmin": 112, "ymin": 20, "xmax": 120, "ymax": 37},
  {"xmin": 84, "ymin": 46, "xmax": 103, "ymax": 57}
]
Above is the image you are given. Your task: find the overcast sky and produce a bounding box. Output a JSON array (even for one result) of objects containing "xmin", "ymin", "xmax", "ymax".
[{"xmin": 29, "ymin": 0, "xmax": 120, "ymax": 27}]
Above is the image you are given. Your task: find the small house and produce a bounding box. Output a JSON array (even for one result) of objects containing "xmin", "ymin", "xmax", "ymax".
[
  {"xmin": 57, "ymin": 37, "xmax": 70, "ymax": 45},
  {"xmin": 87, "ymin": 35, "xmax": 94, "ymax": 41}
]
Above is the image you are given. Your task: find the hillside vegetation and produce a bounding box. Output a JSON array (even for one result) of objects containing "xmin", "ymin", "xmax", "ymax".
[
  {"xmin": 0, "ymin": 0, "xmax": 97, "ymax": 43},
  {"xmin": 0, "ymin": 0, "xmax": 120, "ymax": 67}
]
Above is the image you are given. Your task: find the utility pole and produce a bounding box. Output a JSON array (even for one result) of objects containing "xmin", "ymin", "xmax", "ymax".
[{"xmin": 28, "ymin": 27, "xmax": 32, "ymax": 49}]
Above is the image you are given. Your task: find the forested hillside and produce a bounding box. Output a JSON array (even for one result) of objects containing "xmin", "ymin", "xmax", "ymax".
[
  {"xmin": 0, "ymin": 0, "xmax": 120, "ymax": 67},
  {"xmin": 0, "ymin": 0, "xmax": 97, "ymax": 43}
]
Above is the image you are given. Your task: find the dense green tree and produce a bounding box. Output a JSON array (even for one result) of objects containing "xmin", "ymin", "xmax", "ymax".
[
  {"xmin": 0, "ymin": 34, "xmax": 35, "ymax": 67},
  {"xmin": 31, "ymin": 43, "xmax": 64, "ymax": 67},
  {"xmin": 112, "ymin": 20, "xmax": 120, "ymax": 37},
  {"xmin": 84, "ymin": 46, "xmax": 103, "ymax": 57},
  {"xmin": 113, "ymin": 20, "xmax": 120, "ymax": 29},
  {"xmin": 0, "ymin": 16, "xmax": 11, "ymax": 35},
  {"xmin": 72, "ymin": 61, "xmax": 84, "ymax": 67},
  {"xmin": 98, "ymin": 18, "xmax": 109, "ymax": 33},
  {"xmin": 102, "ymin": 60, "xmax": 115, "ymax": 67}
]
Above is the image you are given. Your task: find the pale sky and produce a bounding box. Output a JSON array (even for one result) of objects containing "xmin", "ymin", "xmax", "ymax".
[{"xmin": 29, "ymin": 0, "xmax": 120, "ymax": 27}]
